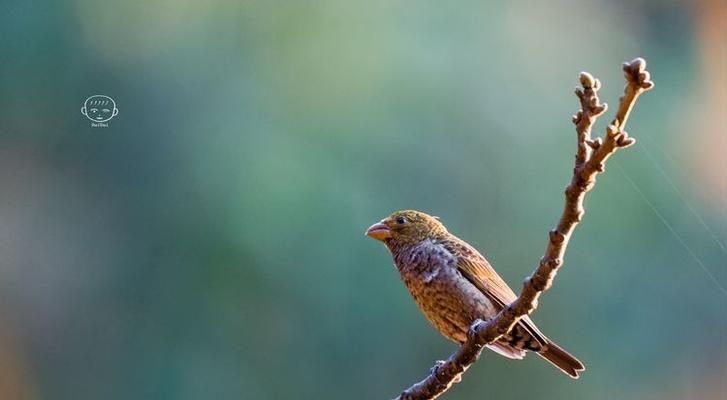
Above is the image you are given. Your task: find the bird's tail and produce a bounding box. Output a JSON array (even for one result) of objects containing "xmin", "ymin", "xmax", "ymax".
[{"xmin": 538, "ymin": 341, "xmax": 585, "ymax": 379}]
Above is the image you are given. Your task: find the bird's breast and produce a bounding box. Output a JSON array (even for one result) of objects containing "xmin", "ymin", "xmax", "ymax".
[{"xmin": 394, "ymin": 240, "xmax": 498, "ymax": 342}]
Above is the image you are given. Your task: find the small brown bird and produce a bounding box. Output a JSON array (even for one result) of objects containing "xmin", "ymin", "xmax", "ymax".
[{"xmin": 366, "ymin": 210, "xmax": 584, "ymax": 378}]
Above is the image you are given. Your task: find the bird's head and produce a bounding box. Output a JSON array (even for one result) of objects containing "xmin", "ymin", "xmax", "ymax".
[{"xmin": 365, "ymin": 210, "xmax": 448, "ymax": 248}]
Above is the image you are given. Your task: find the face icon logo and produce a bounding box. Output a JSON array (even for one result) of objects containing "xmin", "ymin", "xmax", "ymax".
[{"xmin": 81, "ymin": 95, "xmax": 118, "ymax": 124}]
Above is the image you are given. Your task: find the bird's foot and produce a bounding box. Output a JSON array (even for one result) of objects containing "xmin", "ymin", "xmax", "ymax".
[
  {"xmin": 467, "ymin": 318, "xmax": 487, "ymax": 340},
  {"xmin": 429, "ymin": 360, "xmax": 447, "ymax": 376}
]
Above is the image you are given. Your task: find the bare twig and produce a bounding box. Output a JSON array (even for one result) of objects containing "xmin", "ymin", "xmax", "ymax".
[{"xmin": 394, "ymin": 58, "xmax": 654, "ymax": 400}]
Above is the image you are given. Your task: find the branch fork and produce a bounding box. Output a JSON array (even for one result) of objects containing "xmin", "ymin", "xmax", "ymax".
[{"xmin": 393, "ymin": 58, "xmax": 654, "ymax": 400}]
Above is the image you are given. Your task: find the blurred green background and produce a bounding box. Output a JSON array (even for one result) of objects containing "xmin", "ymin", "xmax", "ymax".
[{"xmin": 0, "ymin": 0, "xmax": 725, "ymax": 399}]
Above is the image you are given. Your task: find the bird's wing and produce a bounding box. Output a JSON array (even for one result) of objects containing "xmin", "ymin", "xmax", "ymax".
[
  {"xmin": 456, "ymin": 254, "xmax": 518, "ymax": 304},
  {"xmin": 447, "ymin": 239, "xmax": 548, "ymax": 347}
]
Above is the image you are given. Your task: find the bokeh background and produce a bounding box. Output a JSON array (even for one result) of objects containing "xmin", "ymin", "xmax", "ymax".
[{"xmin": 1, "ymin": 0, "xmax": 725, "ymax": 399}]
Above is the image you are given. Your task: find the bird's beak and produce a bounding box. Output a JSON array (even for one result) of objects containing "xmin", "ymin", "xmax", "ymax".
[{"xmin": 365, "ymin": 221, "xmax": 391, "ymax": 241}]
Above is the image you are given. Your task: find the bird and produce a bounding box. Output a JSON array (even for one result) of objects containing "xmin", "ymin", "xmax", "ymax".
[{"xmin": 365, "ymin": 210, "xmax": 584, "ymax": 378}]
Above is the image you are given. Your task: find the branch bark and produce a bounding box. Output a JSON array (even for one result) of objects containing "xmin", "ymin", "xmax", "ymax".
[{"xmin": 394, "ymin": 58, "xmax": 654, "ymax": 400}]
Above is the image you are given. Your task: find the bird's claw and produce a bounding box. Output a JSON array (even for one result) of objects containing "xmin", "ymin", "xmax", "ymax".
[
  {"xmin": 467, "ymin": 318, "xmax": 487, "ymax": 340},
  {"xmin": 430, "ymin": 360, "xmax": 446, "ymax": 375}
]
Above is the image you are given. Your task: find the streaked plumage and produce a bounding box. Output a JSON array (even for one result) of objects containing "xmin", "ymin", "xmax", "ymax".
[{"xmin": 366, "ymin": 210, "xmax": 584, "ymax": 378}]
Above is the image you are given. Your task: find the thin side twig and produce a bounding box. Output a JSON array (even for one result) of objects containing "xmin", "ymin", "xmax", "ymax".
[{"xmin": 394, "ymin": 58, "xmax": 654, "ymax": 400}]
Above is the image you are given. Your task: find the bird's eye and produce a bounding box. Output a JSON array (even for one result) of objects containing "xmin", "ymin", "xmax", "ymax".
[{"xmin": 396, "ymin": 216, "xmax": 407, "ymax": 224}]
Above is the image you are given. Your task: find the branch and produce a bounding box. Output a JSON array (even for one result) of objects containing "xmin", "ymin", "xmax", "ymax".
[{"xmin": 394, "ymin": 58, "xmax": 654, "ymax": 400}]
